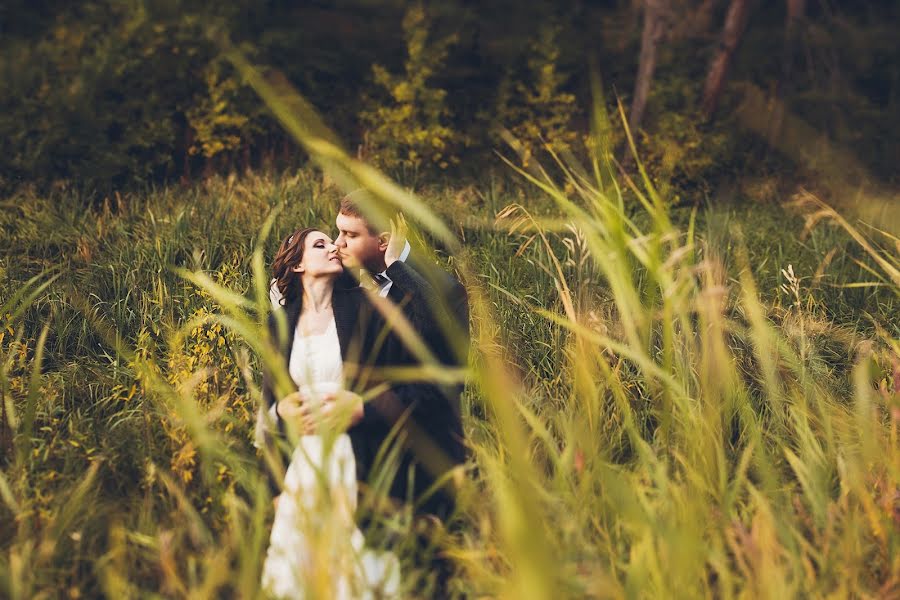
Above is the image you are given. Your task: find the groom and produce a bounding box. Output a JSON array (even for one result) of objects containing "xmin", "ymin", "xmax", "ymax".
[{"xmin": 334, "ymin": 191, "xmax": 469, "ymax": 519}]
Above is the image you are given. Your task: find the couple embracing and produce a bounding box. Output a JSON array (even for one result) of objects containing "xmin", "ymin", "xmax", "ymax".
[{"xmin": 255, "ymin": 191, "xmax": 468, "ymax": 598}]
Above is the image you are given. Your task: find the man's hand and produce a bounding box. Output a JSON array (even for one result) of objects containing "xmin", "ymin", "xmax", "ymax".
[
  {"xmin": 320, "ymin": 389, "xmax": 365, "ymax": 429},
  {"xmin": 334, "ymin": 389, "xmax": 365, "ymax": 426},
  {"xmin": 384, "ymin": 214, "xmax": 408, "ymax": 268},
  {"xmin": 277, "ymin": 389, "xmax": 364, "ymax": 434}
]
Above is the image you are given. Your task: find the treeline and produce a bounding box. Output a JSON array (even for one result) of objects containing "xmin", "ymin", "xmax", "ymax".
[{"xmin": 1, "ymin": 0, "xmax": 898, "ymax": 193}]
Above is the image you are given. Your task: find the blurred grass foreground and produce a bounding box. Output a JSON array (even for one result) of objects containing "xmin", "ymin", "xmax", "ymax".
[{"xmin": 2, "ymin": 60, "xmax": 900, "ymax": 599}]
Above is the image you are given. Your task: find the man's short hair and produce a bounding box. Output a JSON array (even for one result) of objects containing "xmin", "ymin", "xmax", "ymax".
[
  {"xmin": 338, "ymin": 192, "xmax": 366, "ymax": 219},
  {"xmin": 339, "ymin": 189, "xmax": 396, "ymax": 233}
]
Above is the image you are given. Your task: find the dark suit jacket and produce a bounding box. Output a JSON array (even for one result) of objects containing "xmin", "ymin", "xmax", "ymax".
[
  {"xmin": 396, "ymin": 255, "xmax": 470, "ymax": 373},
  {"xmin": 358, "ymin": 259, "xmax": 469, "ymax": 517}
]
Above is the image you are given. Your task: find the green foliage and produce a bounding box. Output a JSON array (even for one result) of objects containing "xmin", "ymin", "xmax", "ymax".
[
  {"xmin": 492, "ymin": 24, "xmax": 578, "ymax": 166},
  {"xmin": 634, "ymin": 73, "xmax": 734, "ymax": 202},
  {"xmin": 186, "ymin": 59, "xmax": 256, "ymax": 159},
  {"xmin": 0, "ymin": 2, "xmax": 265, "ymax": 191},
  {"xmin": 1, "ymin": 1, "xmax": 898, "ymax": 192},
  {"xmin": 359, "ymin": 3, "xmax": 461, "ymax": 176},
  {"xmin": 0, "ymin": 4, "xmax": 188, "ymax": 190}
]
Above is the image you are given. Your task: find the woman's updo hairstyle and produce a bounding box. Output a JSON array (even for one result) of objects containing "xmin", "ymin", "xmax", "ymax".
[{"xmin": 272, "ymin": 227, "xmax": 317, "ymax": 306}]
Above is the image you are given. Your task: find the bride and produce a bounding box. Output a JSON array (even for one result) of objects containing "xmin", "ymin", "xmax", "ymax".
[{"xmin": 256, "ymin": 227, "xmax": 400, "ymax": 599}]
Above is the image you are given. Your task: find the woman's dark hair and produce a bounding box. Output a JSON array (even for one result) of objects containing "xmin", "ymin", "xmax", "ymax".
[{"xmin": 272, "ymin": 227, "xmax": 317, "ymax": 306}]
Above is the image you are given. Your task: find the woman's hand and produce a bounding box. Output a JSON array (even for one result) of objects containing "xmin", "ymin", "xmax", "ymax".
[
  {"xmin": 276, "ymin": 392, "xmax": 322, "ymax": 435},
  {"xmin": 276, "ymin": 391, "xmax": 307, "ymax": 424}
]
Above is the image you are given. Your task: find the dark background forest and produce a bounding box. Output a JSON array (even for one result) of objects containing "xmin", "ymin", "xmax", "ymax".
[{"xmin": 2, "ymin": 0, "xmax": 898, "ymax": 198}]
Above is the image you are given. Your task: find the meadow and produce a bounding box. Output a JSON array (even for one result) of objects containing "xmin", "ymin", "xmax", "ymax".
[{"xmin": 1, "ymin": 143, "xmax": 898, "ymax": 598}]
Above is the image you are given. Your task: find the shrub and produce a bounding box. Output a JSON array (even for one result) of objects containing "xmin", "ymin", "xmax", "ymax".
[
  {"xmin": 186, "ymin": 59, "xmax": 255, "ymax": 161},
  {"xmin": 492, "ymin": 24, "xmax": 578, "ymax": 167},
  {"xmin": 359, "ymin": 3, "xmax": 461, "ymax": 177}
]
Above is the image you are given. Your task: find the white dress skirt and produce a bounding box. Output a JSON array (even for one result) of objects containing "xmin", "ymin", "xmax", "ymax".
[{"xmin": 259, "ymin": 319, "xmax": 400, "ymax": 599}]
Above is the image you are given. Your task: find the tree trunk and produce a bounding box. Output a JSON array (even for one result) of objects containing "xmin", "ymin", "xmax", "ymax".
[
  {"xmin": 629, "ymin": 0, "xmax": 668, "ymax": 136},
  {"xmin": 701, "ymin": 0, "xmax": 751, "ymax": 118}
]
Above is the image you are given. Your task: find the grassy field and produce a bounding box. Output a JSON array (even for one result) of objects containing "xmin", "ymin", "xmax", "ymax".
[
  {"xmin": 1, "ymin": 63, "xmax": 899, "ymax": 597},
  {"xmin": 1, "ymin": 151, "xmax": 898, "ymax": 599}
]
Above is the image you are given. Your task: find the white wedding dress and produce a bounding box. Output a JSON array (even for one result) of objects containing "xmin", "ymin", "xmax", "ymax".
[{"xmin": 259, "ymin": 318, "xmax": 400, "ymax": 599}]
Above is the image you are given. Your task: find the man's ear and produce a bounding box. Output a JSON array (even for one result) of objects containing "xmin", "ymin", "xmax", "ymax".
[{"xmin": 377, "ymin": 232, "xmax": 390, "ymax": 251}]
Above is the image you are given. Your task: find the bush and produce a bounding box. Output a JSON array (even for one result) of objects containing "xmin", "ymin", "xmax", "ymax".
[
  {"xmin": 359, "ymin": 3, "xmax": 461, "ymax": 178},
  {"xmin": 492, "ymin": 24, "xmax": 578, "ymax": 167},
  {"xmin": 186, "ymin": 59, "xmax": 256, "ymax": 161}
]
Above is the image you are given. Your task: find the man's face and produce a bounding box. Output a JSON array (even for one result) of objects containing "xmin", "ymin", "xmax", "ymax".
[{"xmin": 334, "ymin": 212, "xmax": 386, "ymax": 273}]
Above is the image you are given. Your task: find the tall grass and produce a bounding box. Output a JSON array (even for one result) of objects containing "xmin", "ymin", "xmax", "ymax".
[{"xmin": 1, "ymin": 64, "xmax": 898, "ymax": 598}]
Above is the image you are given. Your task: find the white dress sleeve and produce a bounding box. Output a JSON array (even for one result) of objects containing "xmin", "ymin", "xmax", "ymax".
[{"xmin": 253, "ymin": 403, "xmax": 280, "ymax": 450}]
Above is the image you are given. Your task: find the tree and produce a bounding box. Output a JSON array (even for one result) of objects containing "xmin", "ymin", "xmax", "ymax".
[
  {"xmin": 629, "ymin": 0, "xmax": 670, "ymax": 136},
  {"xmin": 358, "ymin": 2, "xmax": 460, "ymax": 177},
  {"xmin": 701, "ymin": 0, "xmax": 752, "ymax": 118}
]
